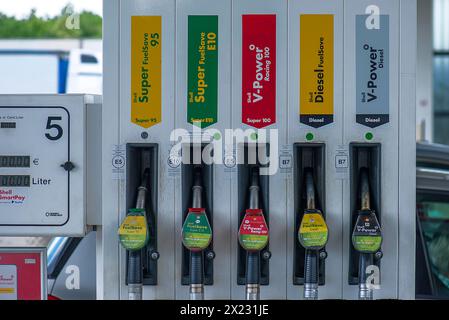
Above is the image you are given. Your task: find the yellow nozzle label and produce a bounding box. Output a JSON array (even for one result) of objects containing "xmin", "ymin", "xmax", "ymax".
[
  {"xmin": 118, "ymin": 213, "xmax": 149, "ymax": 250},
  {"xmin": 298, "ymin": 211, "xmax": 328, "ymax": 250}
]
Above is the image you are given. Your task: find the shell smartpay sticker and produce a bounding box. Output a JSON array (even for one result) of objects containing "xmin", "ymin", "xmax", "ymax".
[
  {"xmin": 298, "ymin": 210, "xmax": 328, "ymax": 250},
  {"xmin": 352, "ymin": 210, "xmax": 382, "ymax": 253},
  {"xmin": 118, "ymin": 209, "xmax": 149, "ymax": 251},
  {"xmin": 238, "ymin": 209, "xmax": 269, "ymax": 251},
  {"xmin": 182, "ymin": 208, "xmax": 212, "ymax": 251}
]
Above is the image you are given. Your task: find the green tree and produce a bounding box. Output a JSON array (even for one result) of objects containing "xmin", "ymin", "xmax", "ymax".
[{"xmin": 0, "ymin": 4, "xmax": 102, "ymax": 39}]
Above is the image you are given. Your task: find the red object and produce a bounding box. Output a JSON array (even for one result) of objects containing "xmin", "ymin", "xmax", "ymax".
[
  {"xmin": 239, "ymin": 209, "xmax": 269, "ymax": 236},
  {"xmin": 242, "ymin": 14, "xmax": 277, "ymax": 129},
  {"xmin": 0, "ymin": 251, "xmax": 44, "ymax": 300}
]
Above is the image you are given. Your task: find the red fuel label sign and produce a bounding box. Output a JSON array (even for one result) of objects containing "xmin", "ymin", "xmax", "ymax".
[{"xmin": 242, "ymin": 14, "xmax": 276, "ymax": 129}]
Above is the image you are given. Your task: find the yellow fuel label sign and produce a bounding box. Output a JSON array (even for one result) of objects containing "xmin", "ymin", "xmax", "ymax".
[
  {"xmin": 131, "ymin": 16, "xmax": 162, "ymax": 128},
  {"xmin": 300, "ymin": 14, "xmax": 334, "ymax": 128}
]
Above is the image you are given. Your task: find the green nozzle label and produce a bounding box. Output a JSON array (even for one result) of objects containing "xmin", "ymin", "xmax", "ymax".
[
  {"xmin": 238, "ymin": 209, "xmax": 269, "ymax": 251},
  {"xmin": 182, "ymin": 208, "xmax": 212, "ymax": 251},
  {"xmin": 352, "ymin": 210, "xmax": 382, "ymax": 253},
  {"xmin": 118, "ymin": 209, "xmax": 149, "ymax": 251},
  {"xmin": 298, "ymin": 210, "xmax": 328, "ymax": 250}
]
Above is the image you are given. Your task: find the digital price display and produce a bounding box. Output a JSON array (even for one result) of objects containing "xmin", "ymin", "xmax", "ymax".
[
  {"xmin": 0, "ymin": 156, "xmax": 31, "ymax": 168},
  {"xmin": 0, "ymin": 175, "xmax": 31, "ymax": 187}
]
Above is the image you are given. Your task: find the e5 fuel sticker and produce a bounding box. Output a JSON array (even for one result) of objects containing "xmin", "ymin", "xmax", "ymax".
[
  {"xmin": 187, "ymin": 16, "xmax": 218, "ymax": 128},
  {"xmin": 356, "ymin": 15, "xmax": 389, "ymax": 128},
  {"xmin": 242, "ymin": 14, "xmax": 276, "ymax": 129},
  {"xmin": 239, "ymin": 209, "xmax": 269, "ymax": 251},
  {"xmin": 182, "ymin": 208, "xmax": 212, "ymax": 251},
  {"xmin": 298, "ymin": 210, "xmax": 328, "ymax": 250},
  {"xmin": 131, "ymin": 16, "xmax": 161, "ymax": 128},
  {"xmin": 352, "ymin": 210, "xmax": 382, "ymax": 253},
  {"xmin": 300, "ymin": 15, "xmax": 334, "ymax": 128}
]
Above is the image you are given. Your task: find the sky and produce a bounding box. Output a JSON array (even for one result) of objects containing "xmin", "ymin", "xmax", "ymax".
[{"xmin": 0, "ymin": 0, "xmax": 102, "ymax": 18}]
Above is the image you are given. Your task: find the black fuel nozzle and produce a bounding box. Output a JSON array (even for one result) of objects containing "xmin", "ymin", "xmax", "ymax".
[
  {"xmin": 189, "ymin": 166, "xmax": 205, "ymax": 300},
  {"xmin": 352, "ymin": 168, "xmax": 382, "ymax": 300},
  {"xmin": 125, "ymin": 167, "xmax": 151, "ymax": 300},
  {"xmin": 246, "ymin": 166, "xmax": 261, "ymax": 300},
  {"xmin": 301, "ymin": 169, "xmax": 324, "ymax": 300}
]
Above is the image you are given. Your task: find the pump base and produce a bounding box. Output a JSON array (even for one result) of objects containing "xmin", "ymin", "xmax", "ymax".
[
  {"xmin": 246, "ymin": 284, "xmax": 260, "ymax": 300},
  {"xmin": 358, "ymin": 283, "xmax": 373, "ymax": 300},
  {"xmin": 128, "ymin": 284, "xmax": 143, "ymax": 300},
  {"xmin": 190, "ymin": 284, "xmax": 204, "ymax": 300},
  {"xmin": 304, "ymin": 283, "xmax": 318, "ymax": 300}
]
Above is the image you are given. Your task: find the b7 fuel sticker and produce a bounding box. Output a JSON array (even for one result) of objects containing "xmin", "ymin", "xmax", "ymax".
[
  {"xmin": 131, "ymin": 16, "xmax": 162, "ymax": 128},
  {"xmin": 300, "ymin": 14, "xmax": 334, "ymax": 128},
  {"xmin": 356, "ymin": 15, "xmax": 389, "ymax": 128},
  {"xmin": 242, "ymin": 14, "xmax": 276, "ymax": 129},
  {"xmin": 187, "ymin": 16, "xmax": 218, "ymax": 128}
]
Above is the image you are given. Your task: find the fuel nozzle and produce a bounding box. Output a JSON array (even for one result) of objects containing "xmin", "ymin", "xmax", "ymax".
[
  {"xmin": 238, "ymin": 167, "xmax": 269, "ymax": 300},
  {"xmin": 298, "ymin": 169, "xmax": 328, "ymax": 300},
  {"xmin": 247, "ymin": 168, "xmax": 260, "ymax": 301},
  {"xmin": 119, "ymin": 168, "xmax": 151, "ymax": 300},
  {"xmin": 182, "ymin": 166, "xmax": 212, "ymax": 300},
  {"xmin": 352, "ymin": 168, "xmax": 382, "ymax": 300}
]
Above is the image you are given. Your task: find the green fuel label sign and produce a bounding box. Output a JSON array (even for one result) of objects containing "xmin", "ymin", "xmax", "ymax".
[
  {"xmin": 182, "ymin": 208, "xmax": 212, "ymax": 251},
  {"xmin": 187, "ymin": 15, "xmax": 218, "ymax": 128}
]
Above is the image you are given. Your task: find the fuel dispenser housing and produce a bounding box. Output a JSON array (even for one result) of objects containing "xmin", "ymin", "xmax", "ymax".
[{"xmin": 100, "ymin": 0, "xmax": 416, "ymax": 300}]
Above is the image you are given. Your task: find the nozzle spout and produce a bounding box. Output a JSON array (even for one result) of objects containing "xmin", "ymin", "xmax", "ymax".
[
  {"xmin": 192, "ymin": 166, "xmax": 203, "ymax": 209},
  {"xmin": 249, "ymin": 167, "xmax": 260, "ymax": 210},
  {"xmin": 305, "ymin": 169, "xmax": 316, "ymax": 210},
  {"xmin": 360, "ymin": 168, "xmax": 371, "ymax": 210},
  {"xmin": 136, "ymin": 168, "xmax": 150, "ymax": 210}
]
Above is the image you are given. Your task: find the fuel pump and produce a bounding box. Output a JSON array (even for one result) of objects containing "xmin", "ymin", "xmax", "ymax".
[
  {"xmin": 351, "ymin": 168, "xmax": 382, "ymax": 300},
  {"xmin": 238, "ymin": 167, "xmax": 269, "ymax": 300},
  {"xmin": 298, "ymin": 170, "xmax": 328, "ymax": 300},
  {"xmin": 118, "ymin": 168, "xmax": 151, "ymax": 300},
  {"xmin": 182, "ymin": 167, "xmax": 213, "ymax": 300}
]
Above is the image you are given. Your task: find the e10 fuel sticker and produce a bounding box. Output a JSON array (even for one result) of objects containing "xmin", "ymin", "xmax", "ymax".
[
  {"xmin": 131, "ymin": 16, "xmax": 162, "ymax": 128},
  {"xmin": 300, "ymin": 15, "xmax": 334, "ymax": 128},
  {"xmin": 242, "ymin": 14, "xmax": 276, "ymax": 129},
  {"xmin": 187, "ymin": 15, "xmax": 218, "ymax": 128},
  {"xmin": 182, "ymin": 208, "xmax": 212, "ymax": 251},
  {"xmin": 239, "ymin": 209, "xmax": 269, "ymax": 251},
  {"xmin": 356, "ymin": 15, "xmax": 389, "ymax": 128}
]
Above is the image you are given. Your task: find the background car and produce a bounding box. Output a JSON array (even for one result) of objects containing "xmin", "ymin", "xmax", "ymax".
[{"xmin": 416, "ymin": 142, "xmax": 449, "ymax": 299}]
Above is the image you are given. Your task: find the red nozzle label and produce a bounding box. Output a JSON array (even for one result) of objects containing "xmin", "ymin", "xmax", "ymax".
[{"xmin": 238, "ymin": 209, "xmax": 269, "ymax": 251}]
